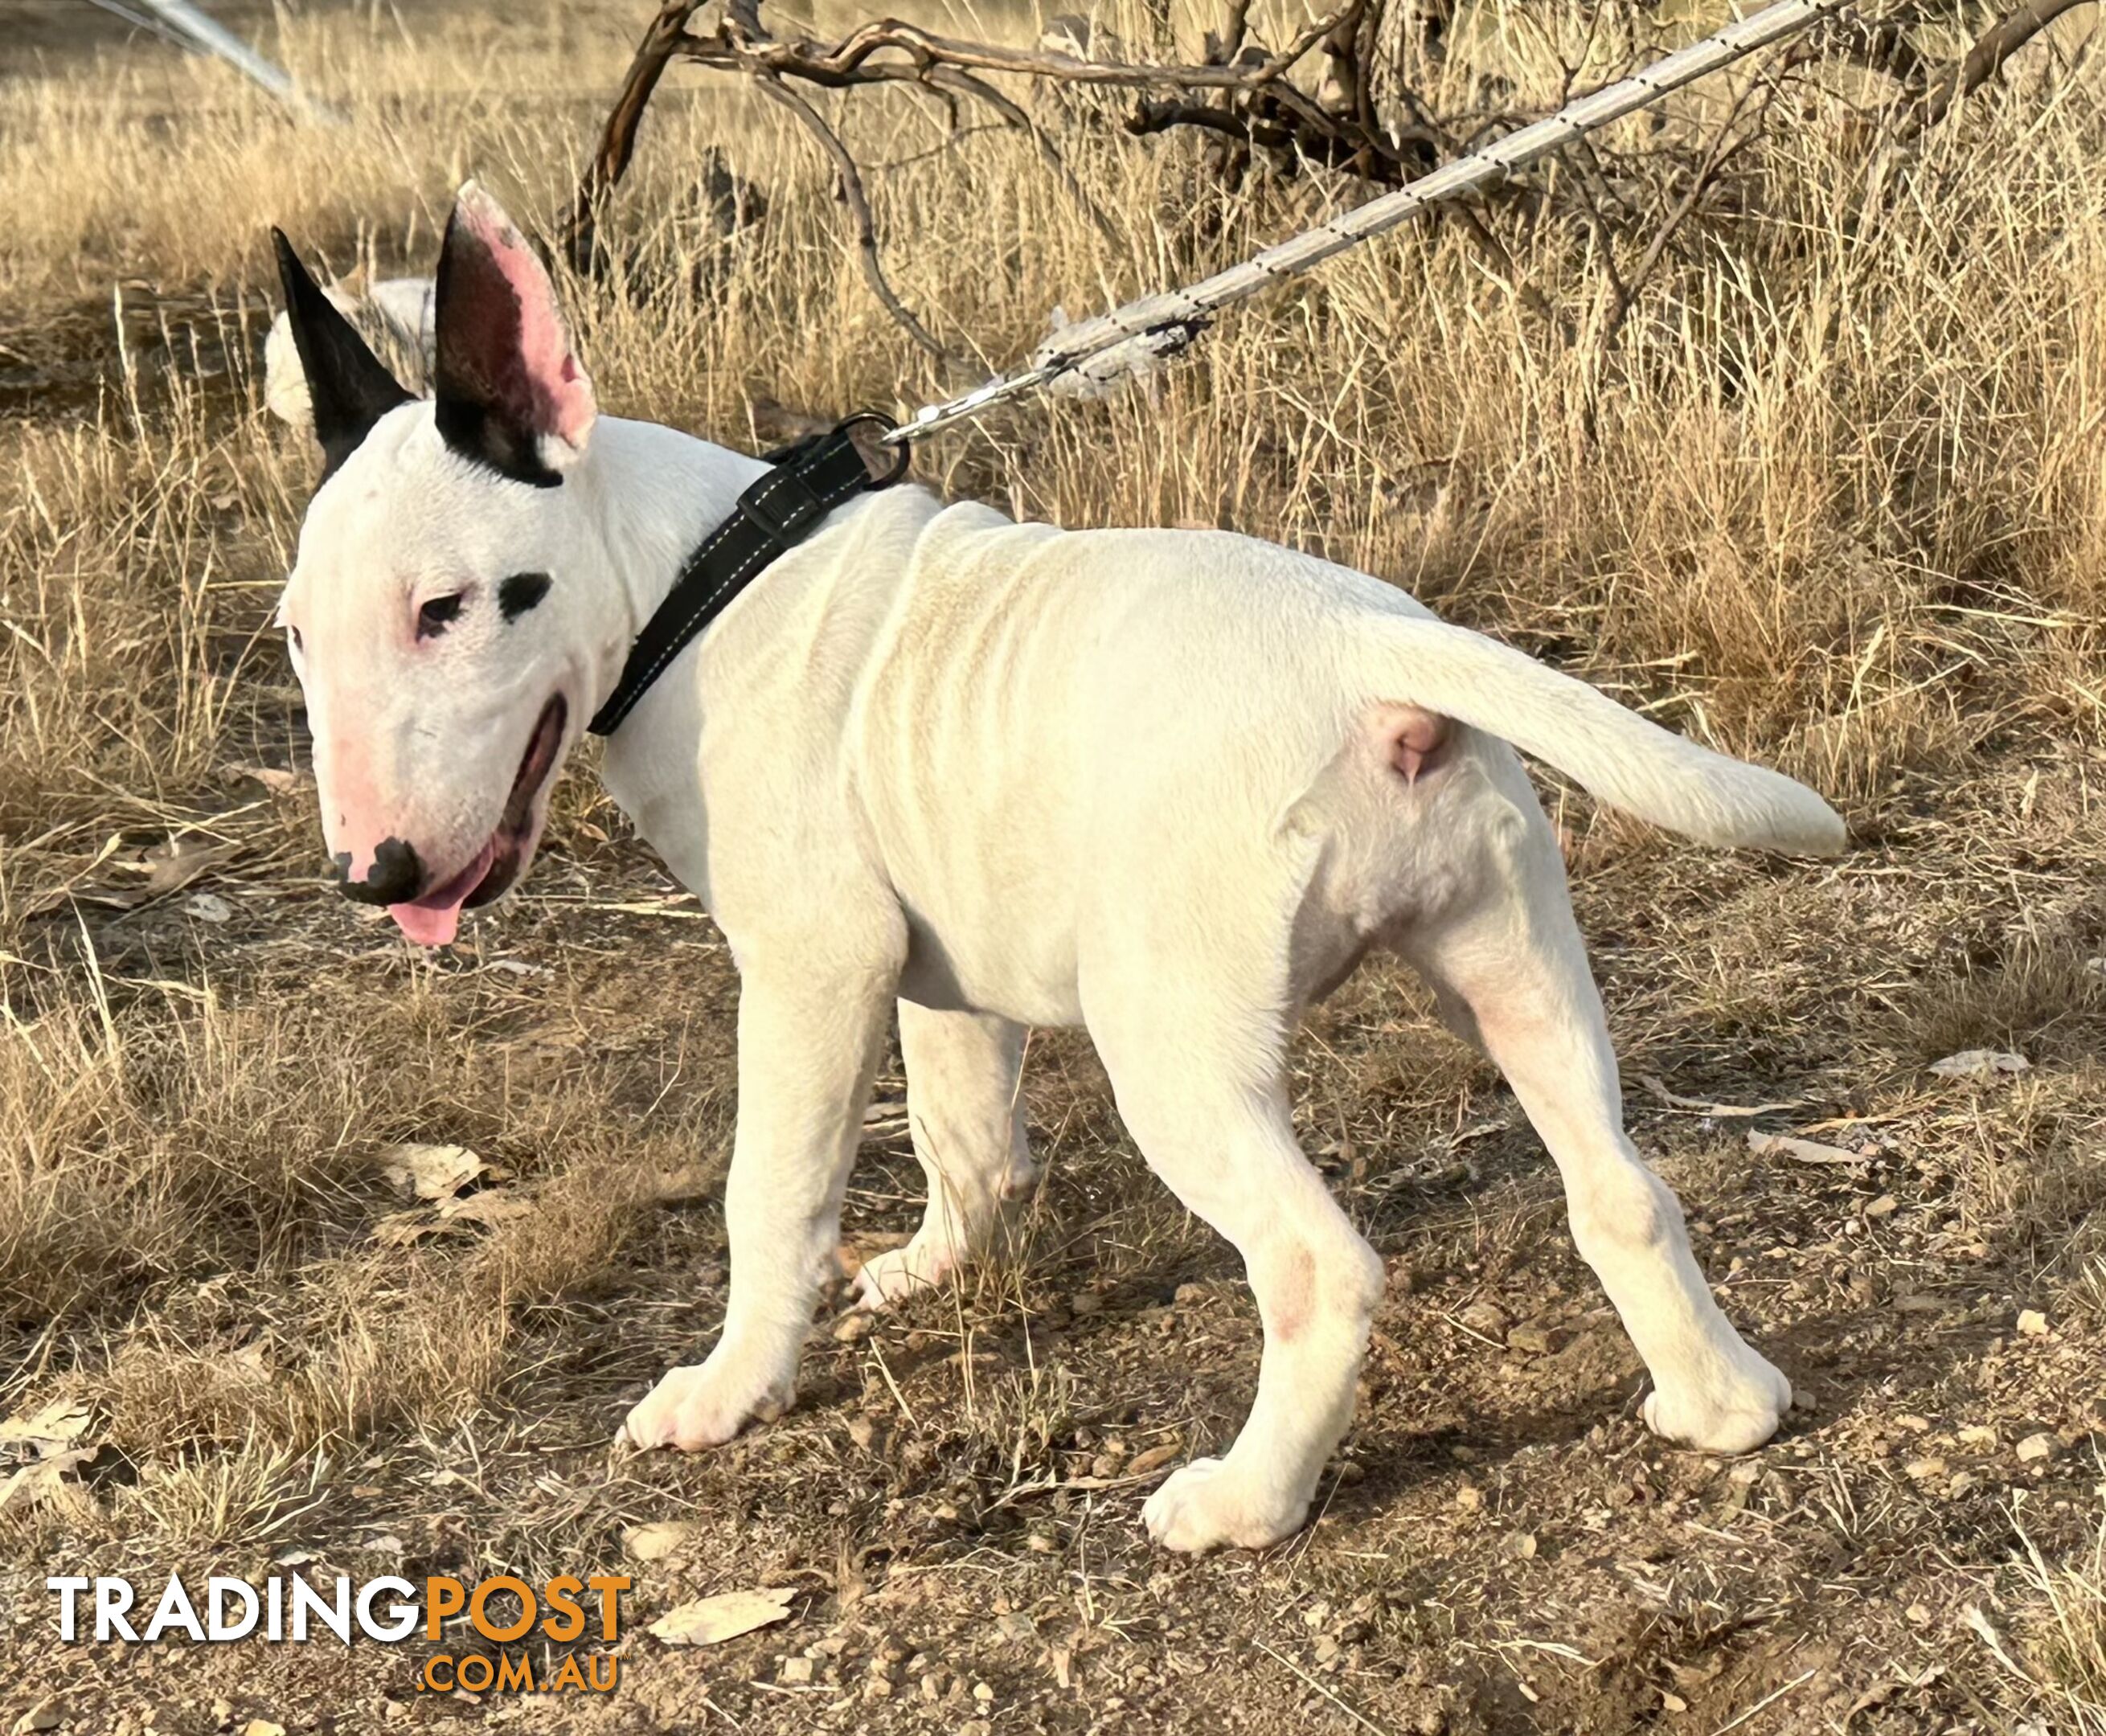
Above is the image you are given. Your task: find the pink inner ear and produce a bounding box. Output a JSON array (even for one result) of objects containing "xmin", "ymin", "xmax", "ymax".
[{"xmin": 455, "ymin": 184, "xmax": 595, "ymax": 448}]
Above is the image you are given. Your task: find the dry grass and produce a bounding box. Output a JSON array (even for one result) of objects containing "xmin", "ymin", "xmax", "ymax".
[{"xmin": 6, "ymin": 1, "xmax": 2106, "ymax": 1730}]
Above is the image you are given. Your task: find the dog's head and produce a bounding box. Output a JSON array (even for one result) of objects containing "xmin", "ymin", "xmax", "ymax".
[{"xmin": 274, "ymin": 184, "xmax": 604, "ymax": 946}]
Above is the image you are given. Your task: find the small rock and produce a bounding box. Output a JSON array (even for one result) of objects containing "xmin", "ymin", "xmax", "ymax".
[
  {"xmin": 1459, "ymin": 1300, "xmax": 1509, "ymax": 1341},
  {"xmin": 1959, "ymin": 1423, "xmax": 1999, "ymax": 1447},
  {"xmin": 833, "ymin": 1312, "xmax": 872, "ymax": 1344},
  {"xmin": 1313, "ymin": 1636, "xmax": 1340, "ymax": 1664},
  {"xmin": 2017, "ymin": 1309, "xmax": 2050, "ymax": 1337},
  {"xmin": 1864, "ymin": 1194, "xmax": 1899, "ymax": 1220},
  {"xmin": 1507, "ymin": 1324, "xmax": 1564, "ymax": 1357},
  {"xmin": 13, "ymin": 1703, "xmax": 62, "ymax": 1736},
  {"xmin": 1455, "ymin": 1482, "xmax": 1482, "ymax": 1513},
  {"xmin": 972, "ymin": 1681, "xmax": 995, "ymax": 1704},
  {"xmin": 781, "ymin": 1657, "xmax": 814, "ymax": 1684},
  {"xmin": 1905, "ymin": 1457, "xmax": 1948, "ymax": 1481},
  {"xmin": 1906, "ymin": 1603, "xmax": 1932, "ymax": 1624},
  {"xmin": 1948, "ymin": 1472, "xmax": 1981, "ymax": 1498},
  {"xmin": 2018, "ymin": 1432, "xmax": 2057, "ymax": 1464},
  {"xmin": 623, "ymin": 1520, "xmax": 698, "ymax": 1562}
]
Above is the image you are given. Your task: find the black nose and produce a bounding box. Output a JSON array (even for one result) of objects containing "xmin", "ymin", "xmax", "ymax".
[{"xmin": 334, "ymin": 837, "xmax": 423, "ymax": 905}]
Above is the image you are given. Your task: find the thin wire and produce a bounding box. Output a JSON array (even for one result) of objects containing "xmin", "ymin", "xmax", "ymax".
[{"xmin": 883, "ymin": 0, "xmax": 1845, "ymax": 446}]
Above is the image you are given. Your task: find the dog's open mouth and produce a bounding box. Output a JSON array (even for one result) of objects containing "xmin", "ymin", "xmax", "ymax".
[{"xmin": 389, "ymin": 694, "xmax": 567, "ymax": 946}]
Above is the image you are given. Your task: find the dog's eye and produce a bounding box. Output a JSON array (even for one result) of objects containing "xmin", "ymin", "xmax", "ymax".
[{"xmin": 417, "ymin": 593, "xmax": 465, "ymax": 639}]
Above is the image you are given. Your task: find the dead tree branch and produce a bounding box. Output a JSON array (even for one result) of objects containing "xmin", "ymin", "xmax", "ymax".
[
  {"xmin": 753, "ymin": 74, "xmax": 950, "ymax": 359},
  {"xmin": 565, "ymin": 0, "xmax": 2104, "ymax": 360},
  {"xmin": 1914, "ymin": 0, "xmax": 2094, "ymax": 130}
]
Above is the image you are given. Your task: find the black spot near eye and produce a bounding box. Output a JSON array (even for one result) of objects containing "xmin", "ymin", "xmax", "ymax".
[
  {"xmin": 499, "ymin": 571, "xmax": 552, "ymax": 622},
  {"xmin": 418, "ymin": 593, "xmax": 464, "ymax": 639},
  {"xmin": 288, "ymin": 624, "xmax": 303, "ymax": 653}
]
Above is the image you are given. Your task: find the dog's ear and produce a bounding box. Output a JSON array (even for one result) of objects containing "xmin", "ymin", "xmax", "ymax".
[
  {"xmin": 272, "ymin": 229, "xmax": 413, "ymax": 477},
  {"xmin": 432, "ymin": 181, "xmax": 596, "ymax": 488}
]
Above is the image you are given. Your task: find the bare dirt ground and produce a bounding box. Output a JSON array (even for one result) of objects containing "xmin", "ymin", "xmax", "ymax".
[{"xmin": 6, "ymin": 2, "xmax": 2106, "ymax": 1733}]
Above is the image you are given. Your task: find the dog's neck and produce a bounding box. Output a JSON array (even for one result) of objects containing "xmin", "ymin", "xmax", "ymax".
[{"xmin": 572, "ymin": 416, "xmax": 773, "ymax": 706}]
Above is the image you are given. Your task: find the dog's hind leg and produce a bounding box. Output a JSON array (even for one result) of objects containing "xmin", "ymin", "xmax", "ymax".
[
  {"xmin": 1081, "ymin": 909, "xmax": 1386, "ymax": 1552},
  {"xmin": 855, "ymin": 1004, "xmax": 1038, "ymax": 1308},
  {"xmin": 1399, "ymin": 798, "xmax": 1791, "ymax": 1455},
  {"xmin": 625, "ymin": 943, "xmax": 900, "ymax": 1451}
]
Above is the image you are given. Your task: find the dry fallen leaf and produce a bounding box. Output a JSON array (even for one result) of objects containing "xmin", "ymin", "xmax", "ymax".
[
  {"xmin": 0, "ymin": 1448, "xmax": 96, "ymax": 1514},
  {"xmin": 623, "ymin": 1521, "xmax": 699, "ymax": 1563},
  {"xmin": 648, "ymin": 1587, "xmax": 796, "ymax": 1646},
  {"xmin": 225, "ymin": 763, "xmax": 304, "ymax": 795},
  {"xmin": 80, "ymin": 835, "xmax": 239, "ymax": 910},
  {"xmin": 434, "ymin": 1189, "xmax": 534, "ymax": 1227},
  {"xmin": 1929, "ymin": 1049, "xmax": 2030, "ymax": 1081},
  {"xmin": 373, "ymin": 1210, "xmax": 445, "ymax": 1248},
  {"xmin": 0, "ymin": 1400, "xmax": 91, "ymax": 1450},
  {"xmin": 1747, "ymin": 1130, "xmax": 1862, "ymax": 1166},
  {"xmin": 380, "ymin": 1142, "xmax": 496, "ymax": 1202}
]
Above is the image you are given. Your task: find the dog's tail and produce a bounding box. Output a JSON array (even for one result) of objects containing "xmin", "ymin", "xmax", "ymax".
[{"xmin": 1352, "ymin": 616, "xmax": 1845, "ymax": 855}]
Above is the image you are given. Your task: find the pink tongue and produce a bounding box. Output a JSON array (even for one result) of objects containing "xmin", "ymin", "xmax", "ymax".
[{"xmin": 387, "ymin": 839, "xmax": 496, "ymax": 948}]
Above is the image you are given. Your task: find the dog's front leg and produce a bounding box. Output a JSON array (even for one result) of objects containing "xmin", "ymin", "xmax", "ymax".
[
  {"xmin": 625, "ymin": 952, "xmax": 897, "ymax": 1450},
  {"xmin": 854, "ymin": 1004, "xmax": 1038, "ymax": 1309}
]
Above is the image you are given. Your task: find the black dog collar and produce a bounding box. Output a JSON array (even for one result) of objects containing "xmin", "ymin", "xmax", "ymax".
[{"xmin": 588, "ymin": 414, "xmax": 908, "ymax": 736}]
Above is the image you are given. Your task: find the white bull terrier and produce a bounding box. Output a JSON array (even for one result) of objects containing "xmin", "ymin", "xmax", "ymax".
[{"xmin": 271, "ymin": 182, "xmax": 1844, "ymax": 1552}]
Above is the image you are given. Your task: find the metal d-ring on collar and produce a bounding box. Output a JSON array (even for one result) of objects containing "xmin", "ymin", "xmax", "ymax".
[{"xmin": 587, "ymin": 413, "xmax": 911, "ymax": 737}]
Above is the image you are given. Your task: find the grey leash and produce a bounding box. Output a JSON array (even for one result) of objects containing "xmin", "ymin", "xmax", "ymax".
[{"xmin": 881, "ymin": 0, "xmax": 1844, "ymax": 448}]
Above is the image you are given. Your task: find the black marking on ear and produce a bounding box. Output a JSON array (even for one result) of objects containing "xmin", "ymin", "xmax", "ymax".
[
  {"xmin": 498, "ymin": 571, "xmax": 552, "ymax": 621},
  {"xmin": 432, "ymin": 208, "xmax": 564, "ymax": 489},
  {"xmin": 272, "ymin": 228, "xmax": 412, "ymax": 479}
]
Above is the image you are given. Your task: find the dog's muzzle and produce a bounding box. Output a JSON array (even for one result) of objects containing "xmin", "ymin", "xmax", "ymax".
[{"xmin": 334, "ymin": 837, "xmax": 423, "ymax": 905}]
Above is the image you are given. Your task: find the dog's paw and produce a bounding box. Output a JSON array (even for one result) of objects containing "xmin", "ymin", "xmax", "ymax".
[
  {"xmin": 1141, "ymin": 1458, "xmax": 1303, "ymax": 1553},
  {"xmin": 622, "ymin": 1351, "xmax": 795, "ymax": 1451},
  {"xmin": 1642, "ymin": 1345, "xmax": 1791, "ymax": 1454},
  {"xmin": 853, "ymin": 1237, "xmax": 957, "ymax": 1311}
]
